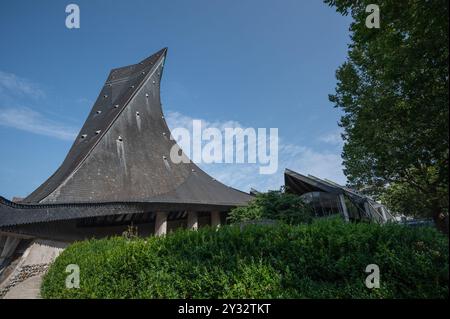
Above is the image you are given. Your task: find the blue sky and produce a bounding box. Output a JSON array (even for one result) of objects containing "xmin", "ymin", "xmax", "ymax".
[{"xmin": 0, "ymin": 0, "xmax": 352, "ymax": 200}]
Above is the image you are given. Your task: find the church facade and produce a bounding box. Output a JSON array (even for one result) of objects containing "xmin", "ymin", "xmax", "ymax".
[{"xmin": 0, "ymin": 48, "xmax": 252, "ymax": 269}]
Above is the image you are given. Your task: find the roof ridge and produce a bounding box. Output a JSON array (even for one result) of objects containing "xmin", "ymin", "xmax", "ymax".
[{"xmin": 23, "ymin": 49, "xmax": 167, "ymax": 203}]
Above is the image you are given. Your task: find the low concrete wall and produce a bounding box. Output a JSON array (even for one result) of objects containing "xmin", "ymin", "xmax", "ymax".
[{"xmin": 0, "ymin": 239, "xmax": 67, "ymax": 298}]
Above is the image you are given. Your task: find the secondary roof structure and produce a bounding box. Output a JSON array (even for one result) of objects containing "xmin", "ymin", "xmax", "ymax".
[
  {"xmin": 284, "ymin": 168, "xmax": 393, "ymax": 223},
  {"xmin": 0, "ymin": 48, "xmax": 252, "ymax": 232}
]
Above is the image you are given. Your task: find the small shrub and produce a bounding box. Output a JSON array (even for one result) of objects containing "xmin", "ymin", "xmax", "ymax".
[
  {"xmin": 228, "ymin": 189, "xmax": 313, "ymax": 225},
  {"xmin": 122, "ymin": 223, "xmax": 138, "ymax": 240}
]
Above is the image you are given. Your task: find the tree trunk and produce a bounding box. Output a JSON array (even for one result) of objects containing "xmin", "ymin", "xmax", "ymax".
[{"xmin": 433, "ymin": 211, "xmax": 449, "ymax": 235}]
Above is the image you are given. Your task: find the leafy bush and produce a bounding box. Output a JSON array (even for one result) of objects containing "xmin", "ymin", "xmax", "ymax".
[
  {"xmin": 41, "ymin": 218, "xmax": 448, "ymax": 299},
  {"xmin": 228, "ymin": 190, "xmax": 313, "ymax": 225}
]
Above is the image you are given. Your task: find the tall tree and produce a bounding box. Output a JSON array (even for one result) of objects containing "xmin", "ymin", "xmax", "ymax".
[{"xmin": 324, "ymin": 0, "xmax": 449, "ymax": 229}]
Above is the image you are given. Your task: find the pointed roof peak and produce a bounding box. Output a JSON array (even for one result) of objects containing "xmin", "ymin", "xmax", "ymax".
[
  {"xmin": 137, "ymin": 47, "xmax": 167, "ymax": 66},
  {"xmin": 23, "ymin": 48, "xmax": 252, "ymax": 208}
]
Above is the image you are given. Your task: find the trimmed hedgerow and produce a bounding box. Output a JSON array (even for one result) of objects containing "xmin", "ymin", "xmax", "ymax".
[{"xmin": 41, "ymin": 218, "xmax": 448, "ymax": 299}]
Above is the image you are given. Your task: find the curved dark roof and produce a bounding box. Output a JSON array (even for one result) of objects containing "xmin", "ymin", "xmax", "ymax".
[
  {"xmin": 0, "ymin": 196, "xmax": 242, "ymax": 228},
  {"xmin": 284, "ymin": 169, "xmax": 343, "ymax": 195},
  {"xmin": 24, "ymin": 48, "xmax": 169, "ymax": 203},
  {"xmin": 1, "ymin": 48, "xmax": 252, "ymax": 227},
  {"xmin": 285, "ymin": 168, "xmax": 382, "ymax": 204}
]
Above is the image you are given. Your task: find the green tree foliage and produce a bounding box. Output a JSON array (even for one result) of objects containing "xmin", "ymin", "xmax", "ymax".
[
  {"xmin": 380, "ymin": 172, "xmax": 449, "ymax": 219},
  {"xmin": 228, "ymin": 190, "xmax": 313, "ymax": 225},
  {"xmin": 324, "ymin": 0, "xmax": 449, "ymax": 223},
  {"xmin": 41, "ymin": 219, "xmax": 448, "ymax": 299}
]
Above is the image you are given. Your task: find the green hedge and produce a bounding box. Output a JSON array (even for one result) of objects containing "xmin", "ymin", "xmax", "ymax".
[
  {"xmin": 41, "ymin": 218, "xmax": 448, "ymax": 299},
  {"xmin": 228, "ymin": 190, "xmax": 313, "ymax": 225}
]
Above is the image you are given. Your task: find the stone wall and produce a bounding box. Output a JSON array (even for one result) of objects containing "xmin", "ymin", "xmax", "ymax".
[
  {"xmin": 0, "ymin": 263, "xmax": 49, "ymax": 298},
  {"xmin": 0, "ymin": 239, "xmax": 67, "ymax": 299}
]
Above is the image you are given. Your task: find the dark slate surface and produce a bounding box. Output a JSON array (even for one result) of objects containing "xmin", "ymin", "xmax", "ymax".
[
  {"xmin": 284, "ymin": 168, "xmax": 343, "ymax": 196},
  {"xmin": 22, "ymin": 48, "xmax": 251, "ymax": 205},
  {"xmin": 0, "ymin": 196, "xmax": 237, "ymax": 228},
  {"xmin": 285, "ymin": 169, "xmax": 381, "ymax": 206},
  {"xmin": 1, "ymin": 48, "xmax": 252, "ymax": 228},
  {"xmin": 24, "ymin": 48, "xmax": 167, "ymax": 203}
]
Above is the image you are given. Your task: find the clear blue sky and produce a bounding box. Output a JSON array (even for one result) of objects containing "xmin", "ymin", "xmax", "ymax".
[{"xmin": 0, "ymin": 0, "xmax": 352, "ymax": 199}]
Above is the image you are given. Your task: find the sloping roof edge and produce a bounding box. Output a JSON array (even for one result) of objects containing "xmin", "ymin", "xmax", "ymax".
[
  {"xmin": 24, "ymin": 48, "xmax": 168, "ymax": 203},
  {"xmin": 0, "ymin": 195, "xmax": 246, "ymax": 228},
  {"xmin": 284, "ymin": 168, "xmax": 343, "ymax": 195}
]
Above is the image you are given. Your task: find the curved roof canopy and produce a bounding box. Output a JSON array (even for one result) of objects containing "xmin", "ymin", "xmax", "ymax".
[
  {"xmin": 284, "ymin": 169, "xmax": 344, "ymax": 196},
  {"xmin": 284, "ymin": 168, "xmax": 394, "ymax": 223},
  {"xmin": 0, "ymin": 48, "xmax": 252, "ymax": 228}
]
